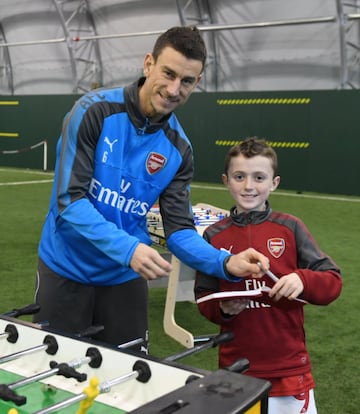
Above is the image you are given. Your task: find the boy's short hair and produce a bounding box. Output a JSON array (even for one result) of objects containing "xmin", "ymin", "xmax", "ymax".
[
  {"xmin": 152, "ymin": 26, "xmax": 207, "ymax": 71},
  {"xmin": 224, "ymin": 137, "xmax": 279, "ymax": 177}
]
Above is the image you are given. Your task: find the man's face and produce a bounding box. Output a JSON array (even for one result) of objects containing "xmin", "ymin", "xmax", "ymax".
[{"xmin": 139, "ymin": 46, "xmax": 203, "ymax": 120}]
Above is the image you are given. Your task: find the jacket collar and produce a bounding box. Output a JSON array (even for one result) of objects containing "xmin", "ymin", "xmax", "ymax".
[
  {"xmin": 124, "ymin": 77, "xmax": 172, "ymax": 135},
  {"xmin": 230, "ymin": 200, "xmax": 272, "ymax": 226}
]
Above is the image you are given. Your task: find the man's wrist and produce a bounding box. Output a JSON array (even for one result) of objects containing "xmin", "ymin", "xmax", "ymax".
[
  {"xmin": 223, "ymin": 255, "xmax": 232, "ymax": 277},
  {"xmin": 223, "ymin": 255, "xmax": 244, "ymax": 280}
]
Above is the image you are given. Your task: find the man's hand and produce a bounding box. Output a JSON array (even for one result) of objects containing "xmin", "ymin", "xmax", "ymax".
[
  {"xmin": 130, "ymin": 243, "xmax": 172, "ymax": 280},
  {"xmin": 268, "ymin": 272, "xmax": 304, "ymax": 301},
  {"xmin": 226, "ymin": 248, "xmax": 269, "ymax": 278}
]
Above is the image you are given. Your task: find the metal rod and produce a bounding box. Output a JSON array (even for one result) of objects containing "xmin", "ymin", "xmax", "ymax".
[
  {"xmin": 336, "ymin": 0, "xmax": 348, "ymax": 90},
  {"xmin": 99, "ymin": 371, "xmax": 138, "ymax": 393},
  {"xmin": 0, "ymin": 15, "xmax": 343, "ymax": 48},
  {"xmin": 198, "ymin": 16, "xmax": 337, "ymax": 31},
  {"xmin": 10, "ymin": 367, "xmax": 60, "ymax": 389},
  {"xmin": 0, "ymin": 344, "xmax": 47, "ymax": 364},
  {"xmin": 117, "ymin": 337, "xmax": 144, "ymax": 349},
  {"xmin": 8, "ymin": 356, "xmax": 90, "ymax": 389},
  {"xmin": 165, "ymin": 332, "xmax": 233, "ymax": 362},
  {"xmin": 0, "ymin": 37, "xmax": 66, "ymax": 48},
  {"xmin": 32, "ymin": 392, "xmax": 86, "ymax": 414},
  {"xmin": 32, "ymin": 370, "xmax": 139, "ymax": 414},
  {"xmin": 73, "ymin": 16, "xmax": 338, "ymax": 42}
]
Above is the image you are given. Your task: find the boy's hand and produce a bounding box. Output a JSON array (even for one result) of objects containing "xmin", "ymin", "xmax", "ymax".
[{"xmin": 268, "ymin": 272, "xmax": 304, "ymax": 301}]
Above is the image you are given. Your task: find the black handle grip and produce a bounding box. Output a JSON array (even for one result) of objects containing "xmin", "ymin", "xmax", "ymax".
[{"xmin": 3, "ymin": 303, "xmax": 40, "ymax": 318}]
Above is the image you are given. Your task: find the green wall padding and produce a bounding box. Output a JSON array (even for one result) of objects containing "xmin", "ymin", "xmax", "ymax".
[{"xmin": 1, "ymin": 90, "xmax": 359, "ymax": 196}]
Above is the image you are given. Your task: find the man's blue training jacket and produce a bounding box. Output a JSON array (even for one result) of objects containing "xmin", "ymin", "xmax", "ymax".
[{"xmin": 39, "ymin": 78, "xmax": 236, "ymax": 286}]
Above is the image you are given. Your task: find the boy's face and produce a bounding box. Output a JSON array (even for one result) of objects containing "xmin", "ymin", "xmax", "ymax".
[
  {"xmin": 222, "ymin": 154, "xmax": 280, "ymax": 214},
  {"xmin": 140, "ymin": 46, "xmax": 202, "ymax": 121}
]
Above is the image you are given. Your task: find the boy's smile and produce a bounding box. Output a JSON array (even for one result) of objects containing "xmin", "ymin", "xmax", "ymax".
[{"xmin": 222, "ymin": 154, "xmax": 280, "ymax": 214}]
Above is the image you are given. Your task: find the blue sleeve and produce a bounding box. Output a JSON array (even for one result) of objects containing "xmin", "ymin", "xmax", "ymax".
[
  {"xmin": 167, "ymin": 228, "xmax": 242, "ymax": 282},
  {"xmin": 60, "ymin": 198, "xmax": 140, "ymax": 266}
]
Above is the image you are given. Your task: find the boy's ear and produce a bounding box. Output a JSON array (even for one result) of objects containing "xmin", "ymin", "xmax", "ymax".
[
  {"xmin": 222, "ymin": 173, "xmax": 228, "ymax": 186},
  {"xmin": 271, "ymin": 175, "xmax": 281, "ymax": 192}
]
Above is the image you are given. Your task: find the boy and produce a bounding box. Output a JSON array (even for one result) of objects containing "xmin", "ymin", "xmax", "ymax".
[{"xmin": 194, "ymin": 137, "xmax": 342, "ymax": 414}]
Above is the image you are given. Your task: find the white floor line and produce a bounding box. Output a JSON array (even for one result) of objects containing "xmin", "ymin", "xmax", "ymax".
[
  {"xmin": 190, "ymin": 184, "xmax": 360, "ymax": 203},
  {"xmin": 0, "ymin": 168, "xmax": 54, "ymax": 176},
  {"xmin": 0, "ymin": 179, "xmax": 54, "ymax": 186},
  {"xmin": 0, "ymin": 169, "xmax": 358, "ymax": 202}
]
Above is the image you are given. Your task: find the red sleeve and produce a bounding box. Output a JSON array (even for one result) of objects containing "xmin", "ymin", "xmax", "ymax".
[
  {"xmin": 297, "ymin": 269, "xmax": 342, "ymax": 305},
  {"xmin": 290, "ymin": 215, "xmax": 342, "ymax": 305}
]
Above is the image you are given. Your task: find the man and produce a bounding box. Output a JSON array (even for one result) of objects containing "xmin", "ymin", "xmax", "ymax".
[{"xmin": 34, "ymin": 26, "xmax": 269, "ymax": 350}]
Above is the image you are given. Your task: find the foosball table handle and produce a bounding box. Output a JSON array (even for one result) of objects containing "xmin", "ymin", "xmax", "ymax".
[{"xmin": 2, "ymin": 304, "xmax": 40, "ymax": 318}]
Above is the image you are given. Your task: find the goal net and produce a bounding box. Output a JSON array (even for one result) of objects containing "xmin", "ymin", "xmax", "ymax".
[{"xmin": 0, "ymin": 140, "xmax": 48, "ymax": 170}]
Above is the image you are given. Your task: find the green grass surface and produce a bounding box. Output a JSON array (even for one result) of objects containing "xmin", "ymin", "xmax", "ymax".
[{"xmin": 0, "ymin": 168, "xmax": 359, "ymax": 413}]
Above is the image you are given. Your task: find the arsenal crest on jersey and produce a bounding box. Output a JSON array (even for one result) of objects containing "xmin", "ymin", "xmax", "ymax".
[
  {"xmin": 146, "ymin": 152, "xmax": 167, "ymax": 174},
  {"xmin": 267, "ymin": 238, "xmax": 285, "ymax": 258}
]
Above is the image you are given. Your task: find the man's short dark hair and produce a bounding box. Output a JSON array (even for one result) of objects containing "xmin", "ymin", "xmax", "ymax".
[{"xmin": 152, "ymin": 26, "xmax": 207, "ymax": 72}]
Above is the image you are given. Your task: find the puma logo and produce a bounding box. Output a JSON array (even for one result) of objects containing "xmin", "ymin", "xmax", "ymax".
[{"xmin": 104, "ymin": 136, "xmax": 118, "ymax": 152}]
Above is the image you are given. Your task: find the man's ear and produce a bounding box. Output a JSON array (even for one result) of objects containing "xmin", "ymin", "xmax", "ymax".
[
  {"xmin": 195, "ymin": 73, "xmax": 203, "ymax": 87},
  {"xmin": 143, "ymin": 53, "xmax": 154, "ymax": 77}
]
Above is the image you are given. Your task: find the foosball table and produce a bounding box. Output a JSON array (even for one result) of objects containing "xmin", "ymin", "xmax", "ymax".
[{"xmin": 0, "ymin": 314, "xmax": 271, "ymax": 414}]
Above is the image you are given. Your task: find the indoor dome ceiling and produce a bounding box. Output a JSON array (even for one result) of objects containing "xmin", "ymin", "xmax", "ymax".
[{"xmin": 0, "ymin": 0, "xmax": 359, "ymax": 95}]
